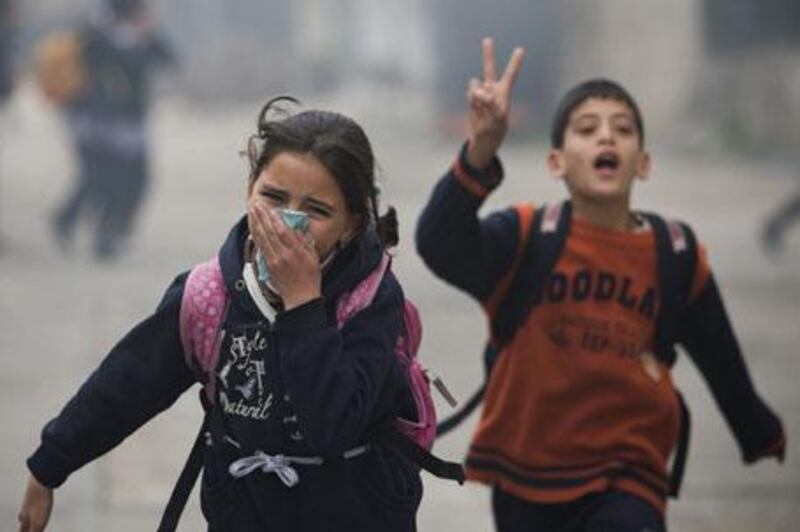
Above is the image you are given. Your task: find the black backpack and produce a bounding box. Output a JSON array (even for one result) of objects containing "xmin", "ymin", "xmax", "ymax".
[{"xmin": 435, "ymin": 200, "xmax": 698, "ymax": 498}]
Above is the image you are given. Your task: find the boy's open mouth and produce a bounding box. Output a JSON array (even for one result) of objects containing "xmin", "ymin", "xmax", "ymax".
[{"xmin": 593, "ymin": 153, "xmax": 619, "ymax": 174}]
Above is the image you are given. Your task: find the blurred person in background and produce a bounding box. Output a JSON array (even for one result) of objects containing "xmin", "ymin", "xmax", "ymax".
[
  {"xmin": 762, "ymin": 191, "xmax": 800, "ymax": 254},
  {"xmin": 0, "ymin": 0, "xmax": 16, "ymax": 251},
  {"xmin": 0, "ymin": 0, "xmax": 15, "ymax": 103},
  {"xmin": 46, "ymin": 0, "xmax": 175, "ymax": 260},
  {"xmin": 699, "ymin": 0, "xmax": 800, "ymax": 254}
]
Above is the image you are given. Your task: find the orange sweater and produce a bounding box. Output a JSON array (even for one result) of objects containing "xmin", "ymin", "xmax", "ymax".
[{"xmin": 466, "ymin": 217, "xmax": 710, "ymax": 514}]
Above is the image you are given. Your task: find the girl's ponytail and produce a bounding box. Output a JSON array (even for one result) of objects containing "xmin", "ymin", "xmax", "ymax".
[{"xmin": 376, "ymin": 205, "xmax": 399, "ymax": 248}]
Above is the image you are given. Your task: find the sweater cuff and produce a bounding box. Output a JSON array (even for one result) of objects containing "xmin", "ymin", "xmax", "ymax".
[
  {"xmin": 745, "ymin": 429, "xmax": 786, "ymax": 464},
  {"xmin": 27, "ymin": 446, "xmax": 71, "ymax": 489},
  {"xmin": 275, "ymin": 298, "xmax": 328, "ymax": 336},
  {"xmin": 451, "ymin": 141, "xmax": 504, "ymax": 198}
]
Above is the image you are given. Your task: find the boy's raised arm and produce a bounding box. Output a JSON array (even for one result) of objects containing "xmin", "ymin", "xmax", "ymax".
[
  {"xmin": 466, "ymin": 38, "xmax": 525, "ymax": 169},
  {"xmin": 416, "ymin": 38, "xmax": 526, "ymax": 302}
]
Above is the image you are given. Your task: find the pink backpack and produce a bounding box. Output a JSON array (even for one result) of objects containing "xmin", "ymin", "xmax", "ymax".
[
  {"xmin": 162, "ymin": 253, "xmax": 463, "ymax": 531},
  {"xmin": 179, "ymin": 253, "xmax": 437, "ymax": 450}
]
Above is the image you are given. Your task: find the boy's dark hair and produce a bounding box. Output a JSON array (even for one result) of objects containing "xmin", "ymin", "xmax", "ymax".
[
  {"xmin": 550, "ymin": 79, "xmax": 645, "ymax": 149},
  {"xmin": 246, "ymin": 96, "xmax": 399, "ymax": 247}
]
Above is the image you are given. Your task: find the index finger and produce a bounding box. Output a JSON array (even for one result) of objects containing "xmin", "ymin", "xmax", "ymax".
[
  {"xmin": 482, "ymin": 37, "xmax": 496, "ymax": 82},
  {"xmin": 500, "ymin": 46, "xmax": 525, "ymax": 90}
]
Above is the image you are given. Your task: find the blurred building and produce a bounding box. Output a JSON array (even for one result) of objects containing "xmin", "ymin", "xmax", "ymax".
[
  {"xmin": 10, "ymin": 0, "xmax": 800, "ymax": 152},
  {"xmin": 123, "ymin": 0, "xmax": 432, "ymax": 101},
  {"xmin": 424, "ymin": 0, "xmax": 703, "ymax": 141},
  {"xmin": 157, "ymin": 0, "xmax": 295, "ymax": 102},
  {"xmin": 555, "ymin": 0, "xmax": 702, "ymax": 141},
  {"xmin": 697, "ymin": 0, "xmax": 800, "ymax": 154}
]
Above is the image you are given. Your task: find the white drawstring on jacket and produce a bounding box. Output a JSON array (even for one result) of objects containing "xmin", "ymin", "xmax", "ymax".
[
  {"xmin": 229, "ymin": 451, "xmax": 315, "ymax": 487},
  {"xmin": 227, "ymin": 445, "xmax": 370, "ymax": 487}
]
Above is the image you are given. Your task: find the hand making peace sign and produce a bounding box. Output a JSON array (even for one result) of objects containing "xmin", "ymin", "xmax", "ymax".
[{"xmin": 466, "ymin": 38, "xmax": 525, "ymax": 169}]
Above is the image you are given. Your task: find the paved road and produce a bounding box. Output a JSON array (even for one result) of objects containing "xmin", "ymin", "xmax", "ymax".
[{"xmin": 1, "ymin": 84, "xmax": 798, "ymax": 530}]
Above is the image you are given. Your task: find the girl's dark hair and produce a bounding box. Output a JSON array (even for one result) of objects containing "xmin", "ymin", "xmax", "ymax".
[
  {"xmin": 550, "ymin": 78, "xmax": 645, "ymax": 149},
  {"xmin": 247, "ymin": 96, "xmax": 398, "ymax": 248}
]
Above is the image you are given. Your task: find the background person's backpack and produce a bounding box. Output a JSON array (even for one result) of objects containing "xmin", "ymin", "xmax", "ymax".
[
  {"xmin": 435, "ymin": 200, "xmax": 698, "ymax": 497},
  {"xmin": 158, "ymin": 253, "xmax": 464, "ymax": 531},
  {"xmin": 33, "ymin": 30, "xmax": 87, "ymax": 106}
]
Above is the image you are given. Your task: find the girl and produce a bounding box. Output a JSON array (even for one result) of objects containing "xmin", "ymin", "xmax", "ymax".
[{"xmin": 19, "ymin": 96, "xmax": 422, "ymax": 531}]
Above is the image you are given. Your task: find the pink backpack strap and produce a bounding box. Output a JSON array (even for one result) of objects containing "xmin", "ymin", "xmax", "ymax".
[
  {"xmin": 393, "ymin": 299, "xmax": 437, "ymax": 450},
  {"xmin": 335, "ymin": 254, "xmax": 439, "ymax": 451},
  {"xmin": 666, "ymin": 219, "xmax": 688, "ymax": 253},
  {"xmin": 180, "ymin": 257, "xmax": 228, "ymax": 401},
  {"xmin": 399, "ymin": 299, "xmax": 421, "ymax": 356},
  {"xmin": 540, "ymin": 201, "xmax": 564, "ymax": 234},
  {"xmin": 335, "ymin": 253, "xmax": 391, "ymax": 329}
]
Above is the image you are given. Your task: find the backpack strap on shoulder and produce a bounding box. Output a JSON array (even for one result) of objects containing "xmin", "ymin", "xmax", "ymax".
[
  {"xmin": 640, "ymin": 213, "xmax": 699, "ymax": 499},
  {"xmin": 641, "ymin": 213, "xmax": 698, "ymax": 366},
  {"xmin": 179, "ymin": 256, "xmax": 228, "ymax": 402},
  {"xmin": 161, "ymin": 260, "xmax": 229, "ymax": 531},
  {"xmin": 158, "ymin": 389, "xmax": 212, "ymax": 532},
  {"xmin": 491, "ymin": 200, "xmax": 572, "ymax": 350},
  {"xmin": 336, "ymin": 253, "xmax": 391, "ymax": 328},
  {"xmin": 483, "ymin": 202, "xmax": 535, "ymax": 317},
  {"xmin": 540, "ymin": 201, "xmax": 566, "ymax": 234}
]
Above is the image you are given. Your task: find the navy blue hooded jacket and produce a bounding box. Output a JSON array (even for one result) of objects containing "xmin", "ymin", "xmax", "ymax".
[{"xmin": 28, "ymin": 217, "xmax": 422, "ymax": 531}]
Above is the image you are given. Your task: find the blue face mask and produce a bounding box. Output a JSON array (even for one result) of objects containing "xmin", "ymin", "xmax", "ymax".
[
  {"xmin": 255, "ymin": 209, "xmax": 310, "ymax": 284},
  {"xmin": 278, "ymin": 208, "xmax": 310, "ymax": 232}
]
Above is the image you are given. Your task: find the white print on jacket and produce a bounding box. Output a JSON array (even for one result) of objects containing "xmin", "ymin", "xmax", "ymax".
[
  {"xmin": 216, "ymin": 327, "xmax": 305, "ymax": 440},
  {"xmin": 218, "ymin": 328, "xmax": 274, "ymax": 421}
]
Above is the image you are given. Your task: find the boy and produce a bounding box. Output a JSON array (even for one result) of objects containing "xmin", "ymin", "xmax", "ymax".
[{"xmin": 415, "ymin": 38, "xmax": 785, "ymax": 531}]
